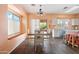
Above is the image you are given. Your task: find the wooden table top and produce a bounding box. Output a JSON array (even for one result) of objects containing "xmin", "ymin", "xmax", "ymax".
[{"xmin": 28, "ymin": 33, "xmax": 51, "ymax": 35}]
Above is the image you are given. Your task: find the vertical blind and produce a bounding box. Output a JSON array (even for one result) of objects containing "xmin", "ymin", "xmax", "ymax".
[{"xmin": 8, "ymin": 11, "xmax": 20, "ymax": 35}]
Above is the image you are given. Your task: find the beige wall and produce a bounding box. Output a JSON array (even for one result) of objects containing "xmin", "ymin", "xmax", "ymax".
[
  {"xmin": 27, "ymin": 13, "xmax": 79, "ymax": 30},
  {"xmin": 0, "ymin": 5, "xmax": 8, "ymax": 53},
  {"xmin": 0, "ymin": 4, "xmax": 27, "ymax": 53},
  {"xmin": 8, "ymin": 4, "xmax": 28, "ymax": 34},
  {"xmin": 29, "ymin": 13, "xmax": 79, "ymax": 20}
]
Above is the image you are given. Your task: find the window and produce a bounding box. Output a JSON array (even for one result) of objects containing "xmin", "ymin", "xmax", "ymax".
[
  {"xmin": 30, "ymin": 19, "xmax": 40, "ymax": 34},
  {"xmin": 57, "ymin": 19, "xmax": 69, "ymax": 26},
  {"xmin": 40, "ymin": 22, "xmax": 47, "ymax": 29},
  {"xmin": 8, "ymin": 11, "xmax": 20, "ymax": 35},
  {"xmin": 57, "ymin": 19, "xmax": 63, "ymax": 25}
]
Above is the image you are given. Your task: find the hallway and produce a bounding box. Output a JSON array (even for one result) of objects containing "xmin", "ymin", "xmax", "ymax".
[{"xmin": 11, "ymin": 38, "xmax": 79, "ymax": 54}]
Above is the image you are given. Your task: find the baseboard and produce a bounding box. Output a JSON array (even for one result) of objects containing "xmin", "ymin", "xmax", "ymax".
[{"xmin": 8, "ymin": 38, "xmax": 25, "ymax": 54}]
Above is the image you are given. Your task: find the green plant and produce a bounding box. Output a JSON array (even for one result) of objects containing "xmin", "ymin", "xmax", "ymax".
[{"xmin": 40, "ymin": 22, "xmax": 47, "ymax": 29}]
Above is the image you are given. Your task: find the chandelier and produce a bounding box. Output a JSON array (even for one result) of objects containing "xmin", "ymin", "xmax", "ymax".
[{"xmin": 37, "ymin": 5, "xmax": 43, "ymax": 16}]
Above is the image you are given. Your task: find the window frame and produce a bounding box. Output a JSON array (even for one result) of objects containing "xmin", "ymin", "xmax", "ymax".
[{"xmin": 8, "ymin": 8, "xmax": 22, "ymax": 39}]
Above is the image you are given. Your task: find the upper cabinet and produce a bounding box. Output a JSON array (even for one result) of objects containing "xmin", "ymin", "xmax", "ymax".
[
  {"xmin": 71, "ymin": 19, "xmax": 79, "ymax": 25},
  {"xmin": 71, "ymin": 19, "xmax": 79, "ymax": 30}
]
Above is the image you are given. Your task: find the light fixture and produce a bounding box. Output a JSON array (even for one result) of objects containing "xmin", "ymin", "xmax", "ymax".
[
  {"xmin": 64, "ymin": 7, "xmax": 68, "ymax": 9},
  {"xmin": 37, "ymin": 5, "xmax": 43, "ymax": 16},
  {"xmin": 65, "ymin": 6, "xmax": 79, "ymax": 13},
  {"xmin": 31, "ymin": 4, "xmax": 36, "ymax": 6}
]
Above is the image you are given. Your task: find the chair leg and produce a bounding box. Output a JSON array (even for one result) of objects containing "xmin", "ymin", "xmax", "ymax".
[{"xmin": 71, "ymin": 36, "xmax": 76, "ymax": 48}]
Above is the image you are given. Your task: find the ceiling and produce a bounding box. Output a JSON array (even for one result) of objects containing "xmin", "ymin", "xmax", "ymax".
[{"xmin": 21, "ymin": 4, "xmax": 79, "ymax": 14}]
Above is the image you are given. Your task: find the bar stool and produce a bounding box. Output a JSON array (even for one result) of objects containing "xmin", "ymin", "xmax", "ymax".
[{"xmin": 75, "ymin": 36, "xmax": 79, "ymax": 47}]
